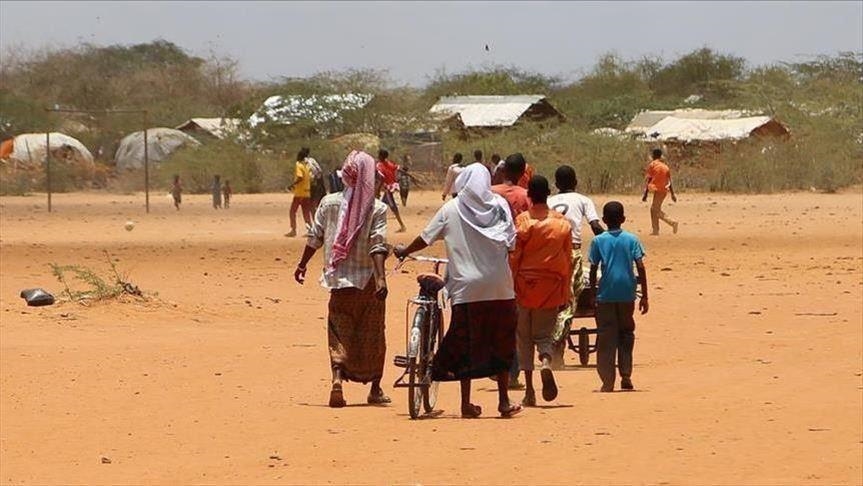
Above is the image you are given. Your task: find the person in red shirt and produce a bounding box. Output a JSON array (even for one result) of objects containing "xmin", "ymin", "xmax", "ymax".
[
  {"xmin": 491, "ymin": 153, "xmax": 531, "ymax": 220},
  {"xmin": 509, "ymin": 175, "xmax": 572, "ymax": 406},
  {"xmin": 517, "ymin": 162, "xmax": 535, "ymax": 189},
  {"xmin": 642, "ymin": 148, "xmax": 679, "ymax": 236},
  {"xmin": 376, "ymin": 149, "xmax": 407, "ymax": 233}
]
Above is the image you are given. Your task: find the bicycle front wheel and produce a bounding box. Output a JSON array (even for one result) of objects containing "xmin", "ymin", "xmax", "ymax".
[
  {"xmin": 421, "ymin": 307, "xmax": 443, "ymax": 413},
  {"xmin": 407, "ymin": 306, "xmax": 427, "ymax": 419}
]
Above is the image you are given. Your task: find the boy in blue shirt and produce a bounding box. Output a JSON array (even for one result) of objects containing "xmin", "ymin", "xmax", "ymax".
[{"xmin": 588, "ymin": 201, "xmax": 649, "ymax": 392}]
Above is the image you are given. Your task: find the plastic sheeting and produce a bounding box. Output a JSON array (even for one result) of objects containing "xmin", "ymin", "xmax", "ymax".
[
  {"xmin": 114, "ymin": 128, "xmax": 200, "ymax": 171},
  {"xmin": 429, "ymin": 95, "xmax": 550, "ymax": 128},
  {"xmin": 248, "ymin": 94, "xmax": 373, "ymax": 127},
  {"xmin": 639, "ymin": 116, "xmax": 779, "ymax": 142},
  {"xmin": 1, "ymin": 132, "xmax": 94, "ymax": 168}
]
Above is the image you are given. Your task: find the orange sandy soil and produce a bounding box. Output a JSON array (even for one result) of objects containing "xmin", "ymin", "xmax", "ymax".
[{"xmin": 1, "ymin": 189, "xmax": 861, "ymax": 485}]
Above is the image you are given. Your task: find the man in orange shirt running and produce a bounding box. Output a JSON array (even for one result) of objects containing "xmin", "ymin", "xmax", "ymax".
[
  {"xmin": 642, "ymin": 148, "xmax": 679, "ymax": 236},
  {"xmin": 510, "ymin": 175, "xmax": 573, "ymax": 406}
]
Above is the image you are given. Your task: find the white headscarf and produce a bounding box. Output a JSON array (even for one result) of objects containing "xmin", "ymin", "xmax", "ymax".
[{"xmin": 453, "ymin": 163, "xmax": 516, "ymax": 246}]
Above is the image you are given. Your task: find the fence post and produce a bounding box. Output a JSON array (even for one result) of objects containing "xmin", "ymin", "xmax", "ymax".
[
  {"xmin": 46, "ymin": 131, "xmax": 52, "ymax": 213},
  {"xmin": 143, "ymin": 112, "xmax": 149, "ymax": 213}
]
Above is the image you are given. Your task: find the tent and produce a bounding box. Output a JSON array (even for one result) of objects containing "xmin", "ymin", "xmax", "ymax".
[
  {"xmin": 248, "ymin": 94, "xmax": 374, "ymax": 128},
  {"xmin": 428, "ymin": 95, "xmax": 565, "ymax": 129},
  {"xmin": 114, "ymin": 128, "xmax": 200, "ymax": 171},
  {"xmin": 0, "ymin": 132, "xmax": 94, "ymax": 169},
  {"xmin": 175, "ymin": 118, "xmax": 241, "ymax": 140},
  {"xmin": 638, "ymin": 116, "xmax": 789, "ymax": 142}
]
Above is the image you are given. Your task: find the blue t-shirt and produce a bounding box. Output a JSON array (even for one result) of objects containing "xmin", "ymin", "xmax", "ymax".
[{"xmin": 588, "ymin": 229, "xmax": 645, "ymax": 303}]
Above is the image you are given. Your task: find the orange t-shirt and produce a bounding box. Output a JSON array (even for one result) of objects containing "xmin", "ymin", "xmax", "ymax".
[
  {"xmin": 646, "ymin": 159, "xmax": 671, "ymax": 193},
  {"xmin": 517, "ymin": 163, "xmax": 535, "ymax": 189},
  {"xmin": 509, "ymin": 205, "xmax": 573, "ymax": 309},
  {"xmin": 491, "ymin": 183, "xmax": 530, "ymax": 219}
]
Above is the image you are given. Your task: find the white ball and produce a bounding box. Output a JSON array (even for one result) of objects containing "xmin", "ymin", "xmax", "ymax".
[{"xmin": 124, "ymin": 221, "xmax": 135, "ymax": 231}]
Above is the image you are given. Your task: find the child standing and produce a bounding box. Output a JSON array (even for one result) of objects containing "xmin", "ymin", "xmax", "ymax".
[
  {"xmin": 171, "ymin": 174, "xmax": 182, "ymax": 211},
  {"xmin": 222, "ymin": 180, "xmax": 233, "ymax": 208},
  {"xmin": 588, "ymin": 201, "xmax": 649, "ymax": 392}
]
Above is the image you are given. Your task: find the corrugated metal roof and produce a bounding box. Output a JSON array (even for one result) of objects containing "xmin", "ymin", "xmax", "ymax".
[
  {"xmin": 429, "ymin": 95, "xmax": 548, "ymax": 127},
  {"xmin": 175, "ymin": 118, "xmax": 241, "ymax": 139},
  {"xmin": 639, "ymin": 116, "xmax": 778, "ymax": 142}
]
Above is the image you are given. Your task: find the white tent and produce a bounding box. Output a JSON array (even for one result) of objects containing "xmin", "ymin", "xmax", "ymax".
[
  {"xmin": 175, "ymin": 118, "xmax": 241, "ymax": 139},
  {"xmin": 638, "ymin": 116, "xmax": 788, "ymax": 142},
  {"xmin": 0, "ymin": 132, "xmax": 94, "ymax": 169},
  {"xmin": 625, "ymin": 109, "xmax": 756, "ymax": 135},
  {"xmin": 248, "ymin": 94, "xmax": 374, "ymax": 127},
  {"xmin": 114, "ymin": 128, "xmax": 200, "ymax": 171},
  {"xmin": 428, "ymin": 95, "xmax": 564, "ymax": 128}
]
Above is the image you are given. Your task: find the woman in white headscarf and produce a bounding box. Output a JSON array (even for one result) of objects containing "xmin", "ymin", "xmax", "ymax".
[{"xmin": 395, "ymin": 162, "xmax": 523, "ymax": 419}]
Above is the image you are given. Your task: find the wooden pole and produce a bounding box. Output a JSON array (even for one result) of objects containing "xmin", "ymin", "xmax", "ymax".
[
  {"xmin": 143, "ymin": 113, "xmax": 150, "ymax": 213},
  {"xmin": 46, "ymin": 132, "xmax": 52, "ymax": 213}
]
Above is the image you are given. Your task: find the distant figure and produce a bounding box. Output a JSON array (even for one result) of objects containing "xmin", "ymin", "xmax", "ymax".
[
  {"xmin": 287, "ymin": 150, "xmax": 312, "ymax": 237},
  {"xmin": 441, "ymin": 152, "xmax": 465, "ymax": 200},
  {"xmin": 490, "ymin": 153, "xmax": 505, "ymax": 185},
  {"xmin": 304, "ymin": 147, "xmax": 326, "ymax": 213},
  {"xmin": 328, "ymin": 166, "xmax": 345, "ymax": 194},
  {"xmin": 588, "ymin": 201, "xmax": 648, "ymax": 392},
  {"xmin": 473, "ymin": 149, "xmax": 492, "ymax": 174},
  {"xmin": 491, "ymin": 153, "xmax": 530, "ymax": 219},
  {"xmin": 222, "ymin": 180, "xmax": 233, "ymax": 209},
  {"xmin": 642, "ymin": 148, "xmax": 679, "ymax": 235},
  {"xmin": 376, "ymin": 148, "xmax": 407, "ymax": 233},
  {"xmin": 397, "ymin": 154, "xmax": 418, "ymax": 207},
  {"xmin": 211, "ymin": 175, "xmax": 222, "ymax": 209},
  {"xmin": 171, "ymin": 174, "xmax": 182, "ymax": 211}
]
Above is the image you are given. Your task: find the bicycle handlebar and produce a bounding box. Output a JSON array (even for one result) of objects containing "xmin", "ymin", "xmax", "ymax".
[{"xmin": 392, "ymin": 254, "xmax": 448, "ymax": 273}]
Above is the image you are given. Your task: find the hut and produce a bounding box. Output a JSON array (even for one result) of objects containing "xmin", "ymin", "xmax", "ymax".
[
  {"xmin": 114, "ymin": 128, "xmax": 200, "ymax": 171},
  {"xmin": 428, "ymin": 95, "xmax": 565, "ymax": 135}
]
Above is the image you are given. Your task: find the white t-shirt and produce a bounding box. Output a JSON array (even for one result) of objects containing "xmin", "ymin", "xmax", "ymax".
[
  {"xmin": 420, "ymin": 200, "xmax": 515, "ymax": 305},
  {"xmin": 547, "ymin": 192, "xmax": 600, "ymax": 248},
  {"xmin": 441, "ymin": 164, "xmax": 464, "ymax": 196}
]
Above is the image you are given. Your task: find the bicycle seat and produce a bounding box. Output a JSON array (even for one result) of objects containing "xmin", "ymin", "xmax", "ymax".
[{"xmin": 417, "ymin": 273, "xmax": 446, "ymax": 294}]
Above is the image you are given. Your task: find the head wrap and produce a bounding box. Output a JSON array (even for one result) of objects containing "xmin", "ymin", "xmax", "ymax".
[
  {"xmin": 453, "ymin": 163, "xmax": 516, "ymax": 246},
  {"xmin": 328, "ymin": 150, "xmax": 376, "ymax": 273}
]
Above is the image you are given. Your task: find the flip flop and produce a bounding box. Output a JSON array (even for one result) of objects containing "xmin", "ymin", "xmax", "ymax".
[
  {"xmin": 461, "ymin": 403, "xmax": 482, "ymax": 419},
  {"xmin": 367, "ymin": 391, "xmax": 392, "ymax": 405},
  {"xmin": 541, "ymin": 367, "xmax": 558, "ymax": 402},
  {"xmin": 498, "ymin": 403, "xmax": 523, "ymax": 418},
  {"xmin": 329, "ymin": 384, "xmax": 346, "ymax": 408}
]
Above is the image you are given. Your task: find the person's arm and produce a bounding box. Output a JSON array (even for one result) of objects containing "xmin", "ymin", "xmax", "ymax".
[
  {"xmin": 588, "ymin": 263, "xmax": 599, "ymax": 309},
  {"xmin": 642, "ymin": 176, "xmax": 651, "ymax": 202},
  {"xmin": 636, "ymin": 258, "xmax": 648, "ymax": 314},
  {"xmin": 368, "ymin": 205, "xmax": 390, "ymax": 300},
  {"xmin": 295, "ymin": 245, "xmax": 317, "ymax": 284},
  {"xmin": 561, "ymin": 234, "xmax": 573, "ymax": 310},
  {"xmin": 589, "ymin": 220, "xmax": 604, "ymax": 236},
  {"xmin": 588, "ymin": 240, "xmax": 601, "ymax": 308},
  {"xmin": 394, "ymin": 236, "xmax": 428, "ymax": 260}
]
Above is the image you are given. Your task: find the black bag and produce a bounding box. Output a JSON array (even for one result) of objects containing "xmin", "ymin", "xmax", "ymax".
[{"xmin": 20, "ymin": 288, "xmax": 55, "ymax": 306}]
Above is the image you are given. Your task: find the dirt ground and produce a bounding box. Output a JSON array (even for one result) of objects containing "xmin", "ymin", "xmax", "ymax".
[{"xmin": 1, "ymin": 189, "xmax": 861, "ymax": 485}]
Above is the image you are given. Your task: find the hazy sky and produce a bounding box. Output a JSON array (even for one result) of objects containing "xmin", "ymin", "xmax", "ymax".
[{"xmin": 1, "ymin": 1, "xmax": 861, "ymax": 86}]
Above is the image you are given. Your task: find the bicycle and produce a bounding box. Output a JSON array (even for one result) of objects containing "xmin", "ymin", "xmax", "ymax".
[{"xmin": 392, "ymin": 255, "xmax": 448, "ymax": 419}]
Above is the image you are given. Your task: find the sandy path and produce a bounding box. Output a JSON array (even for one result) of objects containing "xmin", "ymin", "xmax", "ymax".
[{"xmin": 1, "ymin": 190, "xmax": 861, "ymax": 485}]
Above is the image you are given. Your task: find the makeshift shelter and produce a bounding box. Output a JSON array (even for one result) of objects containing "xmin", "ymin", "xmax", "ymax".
[
  {"xmin": 114, "ymin": 128, "xmax": 200, "ymax": 171},
  {"xmin": 638, "ymin": 116, "xmax": 789, "ymax": 143},
  {"xmin": 0, "ymin": 132, "xmax": 94, "ymax": 169},
  {"xmin": 175, "ymin": 118, "xmax": 241, "ymax": 140},
  {"xmin": 428, "ymin": 95, "xmax": 565, "ymax": 131},
  {"xmin": 625, "ymin": 109, "xmax": 757, "ymax": 136},
  {"xmin": 330, "ymin": 132, "xmax": 380, "ymax": 154},
  {"xmin": 248, "ymin": 94, "xmax": 374, "ymax": 128}
]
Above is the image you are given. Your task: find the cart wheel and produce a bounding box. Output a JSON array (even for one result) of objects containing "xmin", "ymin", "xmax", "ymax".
[{"xmin": 578, "ymin": 328, "xmax": 590, "ymax": 366}]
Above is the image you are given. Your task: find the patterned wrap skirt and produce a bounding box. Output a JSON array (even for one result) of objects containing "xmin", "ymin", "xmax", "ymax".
[{"xmin": 327, "ymin": 280, "xmax": 386, "ymax": 383}]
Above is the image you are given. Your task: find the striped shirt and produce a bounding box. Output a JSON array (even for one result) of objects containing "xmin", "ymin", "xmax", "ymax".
[{"xmin": 307, "ymin": 192, "xmax": 389, "ymax": 290}]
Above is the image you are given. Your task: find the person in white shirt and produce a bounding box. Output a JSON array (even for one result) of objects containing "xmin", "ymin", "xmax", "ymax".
[
  {"xmin": 440, "ymin": 152, "xmax": 465, "ymax": 200},
  {"xmin": 546, "ymin": 165, "xmax": 604, "ymax": 367},
  {"xmin": 395, "ymin": 163, "xmax": 523, "ymax": 419}
]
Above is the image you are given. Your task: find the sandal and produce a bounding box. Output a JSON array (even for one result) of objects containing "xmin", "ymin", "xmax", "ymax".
[
  {"xmin": 461, "ymin": 403, "xmax": 482, "ymax": 419},
  {"xmin": 540, "ymin": 367, "xmax": 558, "ymax": 402},
  {"xmin": 498, "ymin": 403, "xmax": 523, "ymax": 418},
  {"xmin": 329, "ymin": 383, "xmax": 346, "ymax": 408}
]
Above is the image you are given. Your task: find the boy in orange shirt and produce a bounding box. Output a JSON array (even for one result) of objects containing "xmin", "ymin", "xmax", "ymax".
[
  {"xmin": 509, "ymin": 175, "xmax": 573, "ymax": 406},
  {"xmin": 642, "ymin": 148, "xmax": 679, "ymax": 235}
]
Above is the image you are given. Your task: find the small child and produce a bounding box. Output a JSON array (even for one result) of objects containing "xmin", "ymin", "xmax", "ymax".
[
  {"xmin": 171, "ymin": 174, "xmax": 182, "ymax": 211},
  {"xmin": 588, "ymin": 201, "xmax": 648, "ymax": 392},
  {"xmin": 223, "ymin": 180, "xmax": 233, "ymax": 209}
]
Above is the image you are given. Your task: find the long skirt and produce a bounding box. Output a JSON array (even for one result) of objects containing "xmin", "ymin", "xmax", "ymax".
[
  {"xmin": 432, "ymin": 299, "xmax": 517, "ymax": 381},
  {"xmin": 327, "ymin": 280, "xmax": 386, "ymax": 383}
]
